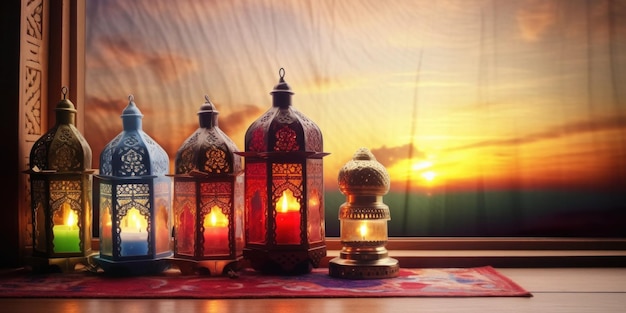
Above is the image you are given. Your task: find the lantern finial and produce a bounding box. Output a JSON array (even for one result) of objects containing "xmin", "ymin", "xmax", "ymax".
[{"xmin": 271, "ymin": 67, "xmax": 294, "ymax": 101}]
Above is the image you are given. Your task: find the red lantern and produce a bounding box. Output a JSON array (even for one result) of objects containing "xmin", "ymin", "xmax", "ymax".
[
  {"xmin": 238, "ymin": 68, "xmax": 329, "ymax": 274},
  {"xmin": 172, "ymin": 96, "xmax": 244, "ymax": 276}
]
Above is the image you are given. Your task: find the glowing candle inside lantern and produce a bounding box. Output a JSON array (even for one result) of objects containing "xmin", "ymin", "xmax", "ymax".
[
  {"xmin": 358, "ymin": 223, "xmax": 368, "ymax": 241},
  {"xmin": 120, "ymin": 207, "xmax": 149, "ymax": 256},
  {"xmin": 203, "ymin": 206, "xmax": 229, "ymax": 255},
  {"xmin": 275, "ymin": 190, "xmax": 300, "ymax": 244},
  {"xmin": 52, "ymin": 204, "xmax": 80, "ymax": 253}
]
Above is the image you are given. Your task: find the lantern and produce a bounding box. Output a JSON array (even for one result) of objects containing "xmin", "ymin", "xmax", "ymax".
[
  {"xmin": 94, "ymin": 95, "xmax": 173, "ymax": 275},
  {"xmin": 328, "ymin": 147, "xmax": 399, "ymax": 279},
  {"xmin": 238, "ymin": 68, "xmax": 329, "ymax": 275},
  {"xmin": 171, "ymin": 96, "xmax": 244, "ymax": 276},
  {"xmin": 25, "ymin": 87, "xmax": 93, "ymax": 272}
]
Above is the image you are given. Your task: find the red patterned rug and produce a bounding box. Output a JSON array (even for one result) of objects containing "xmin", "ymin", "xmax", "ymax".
[{"xmin": 0, "ymin": 266, "xmax": 531, "ymax": 298}]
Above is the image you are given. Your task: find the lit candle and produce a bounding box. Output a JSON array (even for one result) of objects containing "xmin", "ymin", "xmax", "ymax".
[
  {"xmin": 358, "ymin": 223, "xmax": 368, "ymax": 241},
  {"xmin": 119, "ymin": 208, "xmax": 149, "ymax": 256},
  {"xmin": 275, "ymin": 190, "xmax": 300, "ymax": 244},
  {"xmin": 52, "ymin": 208, "xmax": 80, "ymax": 253},
  {"xmin": 203, "ymin": 206, "xmax": 229, "ymax": 255}
]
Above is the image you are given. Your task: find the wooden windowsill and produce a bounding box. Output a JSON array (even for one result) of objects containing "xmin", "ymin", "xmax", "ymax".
[{"xmin": 82, "ymin": 237, "xmax": 626, "ymax": 268}]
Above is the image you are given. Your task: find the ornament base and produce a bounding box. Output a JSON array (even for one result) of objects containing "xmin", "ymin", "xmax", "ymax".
[
  {"xmin": 168, "ymin": 257, "xmax": 243, "ymax": 276},
  {"xmin": 25, "ymin": 255, "xmax": 93, "ymax": 273},
  {"xmin": 244, "ymin": 245, "xmax": 326, "ymax": 275},
  {"xmin": 92, "ymin": 255, "xmax": 172, "ymax": 276},
  {"xmin": 328, "ymin": 256, "xmax": 399, "ymax": 279}
]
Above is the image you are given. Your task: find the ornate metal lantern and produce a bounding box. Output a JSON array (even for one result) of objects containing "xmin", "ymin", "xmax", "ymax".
[
  {"xmin": 238, "ymin": 68, "xmax": 329, "ymax": 275},
  {"xmin": 172, "ymin": 96, "xmax": 244, "ymax": 276},
  {"xmin": 94, "ymin": 95, "xmax": 173, "ymax": 275},
  {"xmin": 25, "ymin": 87, "xmax": 93, "ymax": 271},
  {"xmin": 329, "ymin": 147, "xmax": 399, "ymax": 279}
]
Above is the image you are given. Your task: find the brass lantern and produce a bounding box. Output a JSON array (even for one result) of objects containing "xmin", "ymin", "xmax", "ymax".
[
  {"xmin": 172, "ymin": 96, "xmax": 244, "ymax": 276},
  {"xmin": 94, "ymin": 95, "xmax": 173, "ymax": 275},
  {"xmin": 25, "ymin": 87, "xmax": 93, "ymax": 272},
  {"xmin": 329, "ymin": 147, "xmax": 399, "ymax": 279},
  {"xmin": 238, "ymin": 68, "xmax": 329, "ymax": 275}
]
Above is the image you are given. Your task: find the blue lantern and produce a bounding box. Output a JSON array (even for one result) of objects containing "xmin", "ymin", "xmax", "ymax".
[{"xmin": 94, "ymin": 95, "xmax": 172, "ymax": 275}]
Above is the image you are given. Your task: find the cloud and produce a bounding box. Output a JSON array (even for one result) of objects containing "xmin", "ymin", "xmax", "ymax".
[
  {"xmin": 447, "ymin": 114, "xmax": 626, "ymax": 152},
  {"xmin": 88, "ymin": 37, "xmax": 197, "ymax": 83},
  {"xmin": 83, "ymin": 96, "xmax": 127, "ymax": 166},
  {"xmin": 370, "ymin": 144, "xmax": 428, "ymax": 168},
  {"xmin": 516, "ymin": 0, "xmax": 558, "ymax": 42},
  {"xmin": 218, "ymin": 104, "xmax": 265, "ymax": 137}
]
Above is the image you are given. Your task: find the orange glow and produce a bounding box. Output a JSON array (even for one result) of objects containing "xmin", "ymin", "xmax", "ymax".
[
  {"xmin": 203, "ymin": 206, "xmax": 229, "ymax": 228},
  {"xmin": 279, "ymin": 190, "xmax": 300, "ymax": 213}
]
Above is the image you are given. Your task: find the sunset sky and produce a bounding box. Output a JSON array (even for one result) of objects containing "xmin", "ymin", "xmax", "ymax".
[{"xmin": 84, "ymin": 0, "xmax": 626, "ymax": 194}]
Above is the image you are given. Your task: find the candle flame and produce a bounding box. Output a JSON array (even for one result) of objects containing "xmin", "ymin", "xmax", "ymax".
[
  {"xmin": 359, "ymin": 223, "xmax": 368, "ymax": 239},
  {"xmin": 66, "ymin": 209, "xmax": 77, "ymax": 228},
  {"xmin": 204, "ymin": 206, "xmax": 228, "ymax": 228},
  {"xmin": 279, "ymin": 190, "xmax": 300, "ymax": 213},
  {"xmin": 124, "ymin": 207, "xmax": 146, "ymax": 233}
]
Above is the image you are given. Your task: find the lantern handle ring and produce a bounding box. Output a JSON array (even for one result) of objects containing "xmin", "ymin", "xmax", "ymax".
[
  {"xmin": 61, "ymin": 86, "xmax": 68, "ymax": 99},
  {"xmin": 205, "ymin": 94, "xmax": 210, "ymax": 103},
  {"xmin": 279, "ymin": 67, "xmax": 285, "ymax": 79},
  {"xmin": 128, "ymin": 94, "xmax": 134, "ymax": 102}
]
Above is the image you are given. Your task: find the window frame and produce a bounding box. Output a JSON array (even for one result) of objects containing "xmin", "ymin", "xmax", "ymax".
[{"xmin": 12, "ymin": 0, "xmax": 626, "ymax": 268}]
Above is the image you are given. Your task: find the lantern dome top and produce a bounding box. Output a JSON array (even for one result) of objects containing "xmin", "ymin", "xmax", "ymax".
[
  {"xmin": 338, "ymin": 147, "xmax": 390, "ymax": 196},
  {"xmin": 175, "ymin": 96, "xmax": 242, "ymax": 175},
  {"xmin": 99, "ymin": 95, "xmax": 169, "ymax": 177},
  {"xmin": 29, "ymin": 87, "xmax": 92, "ymax": 172},
  {"xmin": 244, "ymin": 68, "xmax": 324, "ymax": 154}
]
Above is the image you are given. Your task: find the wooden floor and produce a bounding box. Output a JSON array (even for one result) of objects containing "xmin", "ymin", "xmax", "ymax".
[{"xmin": 1, "ymin": 267, "xmax": 625, "ymax": 313}]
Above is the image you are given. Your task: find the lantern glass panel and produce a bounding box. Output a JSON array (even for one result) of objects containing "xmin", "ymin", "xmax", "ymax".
[
  {"xmin": 32, "ymin": 179, "xmax": 47, "ymax": 252},
  {"xmin": 154, "ymin": 180, "xmax": 172, "ymax": 255},
  {"xmin": 52, "ymin": 200, "xmax": 80, "ymax": 253},
  {"xmin": 234, "ymin": 175, "xmax": 245, "ymax": 252},
  {"xmin": 116, "ymin": 183, "xmax": 150, "ymax": 257},
  {"xmin": 119, "ymin": 206, "xmax": 149, "ymax": 256},
  {"xmin": 199, "ymin": 181, "xmax": 232, "ymax": 256},
  {"xmin": 245, "ymin": 162, "xmax": 267, "ymax": 244},
  {"xmin": 174, "ymin": 181, "xmax": 196, "ymax": 256},
  {"xmin": 272, "ymin": 162, "xmax": 303, "ymax": 245},
  {"xmin": 50, "ymin": 180, "xmax": 85, "ymax": 254},
  {"xmin": 99, "ymin": 182, "xmax": 113, "ymax": 256},
  {"xmin": 306, "ymin": 158, "xmax": 324, "ymax": 243},
  {"xmin": 340, "ymin": 219, "xmax": 388, "ymax": 242},
  {"xmin": 274, "ymin": 188, "xmax": 301, "ymax": 244}
]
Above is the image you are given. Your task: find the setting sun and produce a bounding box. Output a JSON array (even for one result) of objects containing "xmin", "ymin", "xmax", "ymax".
[{"xmin": 421, "ymin": 171, "xmax": 436, "ymax": 182}]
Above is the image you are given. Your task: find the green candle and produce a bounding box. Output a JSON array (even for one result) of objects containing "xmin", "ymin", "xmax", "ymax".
[{"xmin": 52, "ymin": 210, "xmax": 81, "ymax": 253}]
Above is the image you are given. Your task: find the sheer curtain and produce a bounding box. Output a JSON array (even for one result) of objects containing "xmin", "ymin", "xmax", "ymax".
[{"xmin": 85, "ymin": 0, "xmax": 626, "ymax": 237}]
